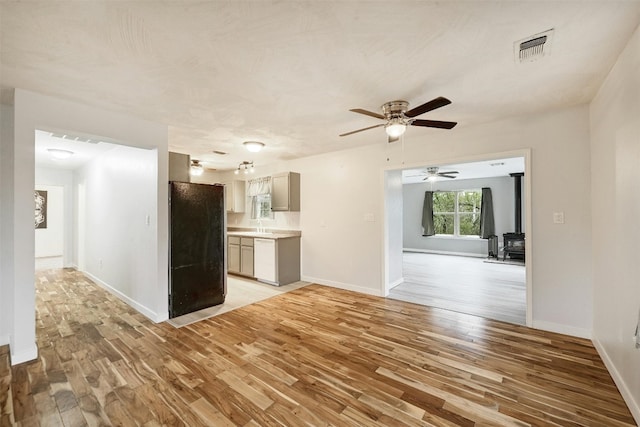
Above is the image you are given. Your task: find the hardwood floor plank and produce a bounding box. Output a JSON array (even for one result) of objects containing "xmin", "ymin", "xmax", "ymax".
[
  {"xmin": 391, "ymin": 252, "xmax": 526, "ymax": 325},
  {"xmin": 4, "ymin": 269, "xmax": 636, "ymax": 426}
]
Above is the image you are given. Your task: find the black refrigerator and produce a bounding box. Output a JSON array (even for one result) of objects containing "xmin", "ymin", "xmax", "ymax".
[{"xmin": 169, "ymin": 181, "xmax": 226, "ymax": 318}]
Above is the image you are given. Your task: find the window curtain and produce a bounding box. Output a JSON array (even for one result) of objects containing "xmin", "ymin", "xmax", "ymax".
[
  {"xmin": 247, "ymin": 177, "xmax": 272, "ymax": 219},
  {"xmin": 422, "ymin": 191, "xmax": 435, "ymax": 236},
  {"xmin": 479, "ymin": 187, "xmax": 495, "ymax": 239},
  {"xmin": 247, "ymin": 176, "xmax": 271, "ymax": 196}
]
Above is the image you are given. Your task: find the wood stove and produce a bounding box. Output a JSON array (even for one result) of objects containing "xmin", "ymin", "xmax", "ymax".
[
  {"xmin": 503, "ymin": 172, "xmax": 525, "ymax": 261},
  {"xmin": 503, "ymin": 232, "xmax": 525, "ymax": 260}
]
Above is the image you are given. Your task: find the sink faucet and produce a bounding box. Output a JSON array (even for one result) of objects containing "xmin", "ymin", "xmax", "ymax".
[{"xmin": 257, "ymin": 220, "xmax": 264, "ymax": 233}]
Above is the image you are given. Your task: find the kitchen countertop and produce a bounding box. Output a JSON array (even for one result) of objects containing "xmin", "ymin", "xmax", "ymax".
[{"xmin": 227, "ymin": 229, "xmax": 301, "ymax": 240}]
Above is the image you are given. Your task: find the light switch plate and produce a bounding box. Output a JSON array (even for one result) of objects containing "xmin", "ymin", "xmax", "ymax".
[
  {"xmin": 553, "ymin": 212, "xmax": 565, "ymax": 224},
  {"xmin": 364, "ymin": 213, "xmax": 375, "ymax": 222}
]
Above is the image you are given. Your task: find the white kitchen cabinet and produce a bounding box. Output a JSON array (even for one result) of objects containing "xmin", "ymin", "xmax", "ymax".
[
  {"xmin": 223, "ymin": 180, "xmax": 246, "ymax": 213},
  {"xmin": 271, "ymin": 172, "xmax": 300, "ymax": 212}
]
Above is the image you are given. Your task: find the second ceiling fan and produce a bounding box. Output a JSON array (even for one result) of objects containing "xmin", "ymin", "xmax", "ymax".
[{"xmin": 340, "ymin": 96, "xmax": 458, "ymax": 142}]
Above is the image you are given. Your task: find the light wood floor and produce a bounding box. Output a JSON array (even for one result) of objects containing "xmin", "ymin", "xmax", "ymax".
[
  {"xmin": 390, "ymin": 252, "xmax": 526, "ymax": 325},
  {"xmin": 1, "ymin": 268, "xmax": 635, "ymax": 426}
]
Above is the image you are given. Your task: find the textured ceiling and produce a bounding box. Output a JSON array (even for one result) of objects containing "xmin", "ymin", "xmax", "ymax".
[{"xmin": 2, "ymin": 1, "xmax": 639, "ymax": 171}]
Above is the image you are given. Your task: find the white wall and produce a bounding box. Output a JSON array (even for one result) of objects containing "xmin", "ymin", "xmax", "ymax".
[
  {"xmin": 0, "ymin": 103, "xmax": 13, "ymax": 347},
  {"xmin": 75, "ymin": 145, "xmax": 160, "ymax": 319},
  {"xmin": 403, "ymin": 176, "xmax": 515, "ymax": 256},
  {"xmin": 384, "ymin": 169, "xmax": 404, "ymax": 292},
  {"xmin": 2, "ymin": 89, "xmax": 168, "ymax": 365},
  {"xmin": 590, "ymin": 24, "xmax": 640, "ymax": 423}
]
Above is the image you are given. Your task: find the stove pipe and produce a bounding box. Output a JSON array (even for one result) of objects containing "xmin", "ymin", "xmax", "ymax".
[{"xmin": 510, "ymin": 172, "xmax": 524, "ymax": 234}]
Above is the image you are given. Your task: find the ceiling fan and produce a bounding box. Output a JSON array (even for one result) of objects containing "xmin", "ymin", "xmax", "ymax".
[
  {"xmin": 340, "ymin": 96, "xmax": 457, "ymax": 142},
  {"xmin": 409, "ymin": 166, "xmax": 459, "ymax": 181}
]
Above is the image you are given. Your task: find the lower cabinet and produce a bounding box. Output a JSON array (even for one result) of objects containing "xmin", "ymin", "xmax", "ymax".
[
  {"xmin": 240, "ymin": 242, "xmax": 254, "ymax": 277},
  {"xmin": 228, "ymin": 236, "xmax": 254, "ymax": 277}
]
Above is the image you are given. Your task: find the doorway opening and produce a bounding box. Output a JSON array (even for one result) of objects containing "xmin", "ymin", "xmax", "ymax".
[{"xmin": 384, "ymin": 154, "xmax": 530, "ymax": 326}]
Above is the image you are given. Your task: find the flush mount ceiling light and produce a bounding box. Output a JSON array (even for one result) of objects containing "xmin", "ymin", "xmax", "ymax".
[
  {"xmin": 47, "ymin": 148, "xmax": 74, "ymax": 160},
  {"xmin": 234, "ymin": 161, "xmax": 255, "ymax": 175},
  {"xmin": 243, "ymin": 141, "xmax": 265, "ymax": 153},
  {"xmin": 190, "ymin": 159, "xmax": 204, "ymax": 176}
]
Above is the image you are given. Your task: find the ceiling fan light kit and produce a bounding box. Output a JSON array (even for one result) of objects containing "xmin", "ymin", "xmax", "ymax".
[
  {"xmin": 385, "ymin": 118, "xmax": 407, "ymax": 138},
  {"xmin": 340, "ymin": 96, "xmax": 457, "ymax": 140},
  {"xmin": 423, "ymin": 166, "xmax": 459, "ymax": 181}
]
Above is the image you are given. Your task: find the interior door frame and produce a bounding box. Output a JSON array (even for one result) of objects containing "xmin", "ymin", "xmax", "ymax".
[{"xmin": 382, "ymin": 148, "xmax": 533, "ymax": 327}]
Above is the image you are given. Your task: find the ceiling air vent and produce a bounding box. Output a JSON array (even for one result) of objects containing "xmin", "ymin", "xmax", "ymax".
[
  {"xmin": 50, "ymin": 132, "xmax": 101, "ymax": 143},
  {"xmin": 515, "ymin": 29, "xmax": 554, "ymax": 63}
]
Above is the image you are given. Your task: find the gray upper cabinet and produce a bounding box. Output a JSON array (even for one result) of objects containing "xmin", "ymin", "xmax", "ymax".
[
  {"xmin": 169, "ymin": 152, "xmax": 190, "ymax": 182},
  {"xmin": 271, "ymin": 172, "xmax": 300, "ymax": 212},
  {"xmin": 223, "ymin": 180, "xmax": 246, "ymax": 213}
]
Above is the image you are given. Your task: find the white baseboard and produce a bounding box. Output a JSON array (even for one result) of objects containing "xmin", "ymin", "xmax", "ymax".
[
  {"xmin": 389, "ymin": 277, "xmax": 404, "ymax": 290},
  {"xmin": 403, "ymin": 248, "xmax": 486, "ymax": 258},
  {"xmin": 592, "ymin": 337, "xmax": 640, "ymax": 425},
  {"xmin": 301, "ymin": 275, "xmax": 384, "ymax": 297},
  {"xmin": 532, "ymin": 320, "xmax": 591, "ymax": 339},
  {"xmin": 83, "ymin": 271, "xmax": 166, "ymax": 323},
  {"xmin": 11, "ymin": 344, "xmax": 38, "ymax": 366}
]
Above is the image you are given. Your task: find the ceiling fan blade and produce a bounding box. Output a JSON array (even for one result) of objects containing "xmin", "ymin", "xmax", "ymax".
[
  {"xmin": 339, "ymin": 123, "xmax": 385, "ymax": 137},
  {"xmin": 439, "ymin": 171, "xmax": 459, "ymax": 175},
  {"xmin": 438, "ymin": 174, "xmax": 457, "ymax": 179},
  {"xmin": 349, "ymin": 108, "xmax": 385, "ymax": 120},
  {"xmin": 410, "ymin": 119, "xmax": 458, "ymax": 129},
  {"xmin": 405, "ymin": 97, "xmax": 451, "ymax": 118}
]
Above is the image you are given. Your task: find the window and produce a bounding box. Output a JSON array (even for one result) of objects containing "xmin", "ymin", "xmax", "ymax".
[
  {"xmin": 252, "ymin": 194, "xmax": 273, "ymax": 220},
  {"xmin": 433, "ymin": 190, "xmax": 482, "ymax": 237}
]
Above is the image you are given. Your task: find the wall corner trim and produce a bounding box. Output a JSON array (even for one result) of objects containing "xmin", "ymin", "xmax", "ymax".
[
  {"xmin": 593, "ymin": 337, "xmax": 640, "ymax": 425},
  {"xmin": 10, "ymin": 344, "xmax": 38, "ymax": 366}
]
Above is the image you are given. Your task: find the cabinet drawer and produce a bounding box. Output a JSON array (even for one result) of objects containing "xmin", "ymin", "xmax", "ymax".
[
  {"xmin": 241, "ymin": 237, "xmax": 254, "ymax": 247},
  {"xmin": 228, "ymin": 236, "xmax": 241, "ymax": 245}
]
